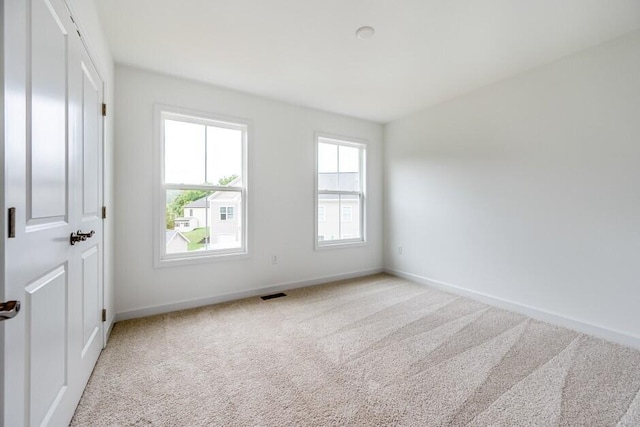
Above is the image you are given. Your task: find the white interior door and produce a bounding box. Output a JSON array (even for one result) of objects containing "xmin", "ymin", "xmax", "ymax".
[
  {"xmin": 2, "ymin": 0, "xmax": 104, "ymax": 426},
  {"xmin": 73, "ymin": 42, "xmax": 104, "ymax": 389}
]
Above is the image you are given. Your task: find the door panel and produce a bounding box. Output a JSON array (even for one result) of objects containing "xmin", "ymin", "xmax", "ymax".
[
  {"xmin": 30, "ymin": 0, "xmax": 69, "ymax": 221},
  {"xmin": 81, "ymin": 62, "xmax": 100, "ymax": 218},
  {"xmin": 81, "ymin": 247, "xmax": 100, "ymax": 356},
  {"xmin": 27, "ymin": 266, "xmax": 68, "ymax": 427}
]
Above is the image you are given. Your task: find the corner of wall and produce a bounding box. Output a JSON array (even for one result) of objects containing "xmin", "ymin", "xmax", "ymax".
[{"xmin": 385, "ymin": 268, "xmax": 640, "ymax": 350}]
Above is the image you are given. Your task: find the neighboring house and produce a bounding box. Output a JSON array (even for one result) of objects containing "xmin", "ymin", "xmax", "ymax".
[
  {"xmin": 182, "ymin": 197, "xmax": 208, "ymax": 228},
  {"xmin": 174, "ymin": 217, "xmax": 198, "ymax": 232},
  {"xmin": 176, "ymin": 178, "xmax": 243, "ymax": 250},
  {"xmin": 207, "ymin": 177, "xmax": 243, "ymax": 249},
  {"xmin": 207, "ymin": 191, "xmax": 242, "ymax": 248},
  {"xmin": 318, "ymin": 172, "xmax": 361, "ymax": 241},
  {"xmin": 166, "ymin": 230, "xmax": 190, "ymax": 253}
]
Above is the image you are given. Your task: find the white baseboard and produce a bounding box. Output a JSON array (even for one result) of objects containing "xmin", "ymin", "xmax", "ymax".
[
  {"xmin": 385, "ymin": 268, "xmax": 640, "ymax": 350},
  {"xmin": 114, "ymin": 268, "xmax": 384, "ymax": 322}
]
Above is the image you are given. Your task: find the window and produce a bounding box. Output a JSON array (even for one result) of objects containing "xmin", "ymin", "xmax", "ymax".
[
  {"xmin": 156, "ymin": 106, "xmax": 248, "ymax": 265},
  {"xmin": 316, "ymin": 134, "xmax": 366, "ymax": 247},
  {"xmin": 318, "ymin": 206, "xmax": 326, "ymax": 222},
  {"xmin": 219, "ymin": 206, "xmax": 234, "ymax": 221}
]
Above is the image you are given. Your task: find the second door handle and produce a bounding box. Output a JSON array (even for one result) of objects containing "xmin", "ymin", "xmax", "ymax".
[{"xmin": 70, "ymin": 230, "xmax": 95, "ymax": 245}]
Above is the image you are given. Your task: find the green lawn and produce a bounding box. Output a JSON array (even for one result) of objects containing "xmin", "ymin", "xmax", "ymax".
[{"xmin": 182, "ymin": 227, "xmax": 209, "ymax": 251}]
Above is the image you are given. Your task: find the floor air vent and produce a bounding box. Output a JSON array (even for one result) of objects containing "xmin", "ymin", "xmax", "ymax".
[{"xmin": 260, "ymin": 292, "xmax": 287, "ymax": 301}]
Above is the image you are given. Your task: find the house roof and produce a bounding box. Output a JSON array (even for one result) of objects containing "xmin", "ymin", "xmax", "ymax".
[
  {"xmin": 318, "ymin": 172, "xmax": 360, "ymax": 192},
  {"xmin": 166, "ymin": 230, "xmax": 190, "ymax": 245},
  {"xmin": 184, "ymin": 197, "xmax": 208, "ymax": 208},
  {"xmin": 209, "ymin": 192, "xmax": 241, "ymax": 202},
  {"xmin": 209, "ymin": 176, "xmax": 243, "ymax": 201},
  {"xmin": 183, "ymin": 177, "xmax": 243, "ymax": 206}
]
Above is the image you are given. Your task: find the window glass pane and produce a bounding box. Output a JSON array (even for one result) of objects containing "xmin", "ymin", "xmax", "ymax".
[
  {"xmin": 317, "ymin": 193, "xmax": 339, "ymax": 241},
  {"xmin": 318, "ymin": 143, "xmax": 337, "ymax": 173},
  {"xmin": 206, "ymin": 126, "xmax": 243, "ymax": 186},
  {"xmin": 340, "ymin": 194, "xmax": 361, "ymax": 239},
  {"xmin": 165, "ymin": 189, "xmax": 213, "ymax": 253},
  {"xmin": 210, "ymin": 191, "xmax": 243, "ymax": 250},
  {"xmin": 336, "ymin": 171, "xmax": 360, "ymax": 192},
  {"xmin": 318, "ymin": 142, "xmax": 338, "ymax": 191},
  {"xmin": 338, "ymin": 145, "xmax": 360, "ymax": 191},
  {"xmin": 165, "ymin": 120, "xmax": 205, "ymax": 184},
  {"xmin": 338, "ymin": 145, "xmax": 359, "ymax": 173},
  {"xmin": 165, "ymin": 189, "xmax": 243, "ymax": 253}
]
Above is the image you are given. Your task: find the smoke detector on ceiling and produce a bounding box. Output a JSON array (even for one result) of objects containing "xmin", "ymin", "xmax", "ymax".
[{"xmin": 356, "ymin": 26, "xmax": 375, "ymax": 40}]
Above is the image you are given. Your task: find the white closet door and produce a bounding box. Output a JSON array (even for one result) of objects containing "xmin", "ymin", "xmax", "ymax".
[{"xmin": 2, "ymin": 0, "xmax": 104, "ymax": 425}]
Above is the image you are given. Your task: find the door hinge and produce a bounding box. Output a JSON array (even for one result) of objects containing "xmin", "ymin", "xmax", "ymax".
[
  {"xmin": 8, "ymin": 207, "xmax": 16, "ymax": 238},
  {"xmin": 102, "ymin": 206, "xmax": 107, "ymax": 219},
  {"xmin": 102, "ymin": 309, "xmax": 107, "ymax": 322},
  {"xmin": 102, "ymin": 103, "xmax": 107, "ymax": 117}
]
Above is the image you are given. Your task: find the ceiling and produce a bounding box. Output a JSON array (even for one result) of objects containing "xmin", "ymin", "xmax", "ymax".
[{"xmin": 94, "ymin": 0, "xmax": 640, "ymax": 123}]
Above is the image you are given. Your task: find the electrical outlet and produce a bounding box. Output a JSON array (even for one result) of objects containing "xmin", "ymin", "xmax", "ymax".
[
  {"xmin": 271, "ymin": 255, "xmax": 279, "ymax": 264},
  {"xmin": 397, "ymin": 246, "xmax": 403, "ymax": 255}
]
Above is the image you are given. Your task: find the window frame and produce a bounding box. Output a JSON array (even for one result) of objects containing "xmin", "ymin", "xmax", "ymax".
[
  {"xmin": 154, "ymin": 105, "xmax": 250, "ymax": 267},
  {"xmin": 314, "ymin": 133, "xmax": 367, "ymax": 249}
]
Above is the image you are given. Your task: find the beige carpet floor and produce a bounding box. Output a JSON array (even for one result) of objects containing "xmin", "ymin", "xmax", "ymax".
[{"xmin": 72, "ymin": 274, "xmax": 640, "ymax": 426}]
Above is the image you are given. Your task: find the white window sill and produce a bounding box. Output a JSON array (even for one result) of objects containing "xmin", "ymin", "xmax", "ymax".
[
  {"xmin": 155, "ymin": 250, "xmax": 250, "ymax": 268},
  {"xmin": 315, "ymin": 240, "xmax": 367, "ymax": 251}
]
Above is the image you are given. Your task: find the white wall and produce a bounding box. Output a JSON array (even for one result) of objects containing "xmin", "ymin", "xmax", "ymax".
[
  {"xmin": 65, "ymin": 0, "xmax": 115, "ymax": 340},
  {"xmin": 385, "ymin": 31, "xmax": 640, "ymax": 345},
  {"xmin": 114, "ymin": 66, "xmax": 384, "ymax": 318}
]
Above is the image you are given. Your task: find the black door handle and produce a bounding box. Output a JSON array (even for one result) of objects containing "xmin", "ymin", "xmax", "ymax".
[
  {"xmin": 0, "ymin": 300, "xmax": 21, "ymax": 321},
  {"xmin": 70, "ymin": 230, "xmax": 95, "ymax": 245}
]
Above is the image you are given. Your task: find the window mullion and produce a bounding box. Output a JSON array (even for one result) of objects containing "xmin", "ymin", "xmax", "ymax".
[
  {"xmin": 338, "ymin": 194, "xmax": 342, "ymax": 239},
  {"xmin": 360, "ymin": 193, "xmax": 364, "ymax": 240},
  {"xmin": 204, "ymin": 125, "xmax": 208, "ymax": 184},
  {"xmin": 337, "ymin": 144, "xmax": 340, "ymax": 190}
]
